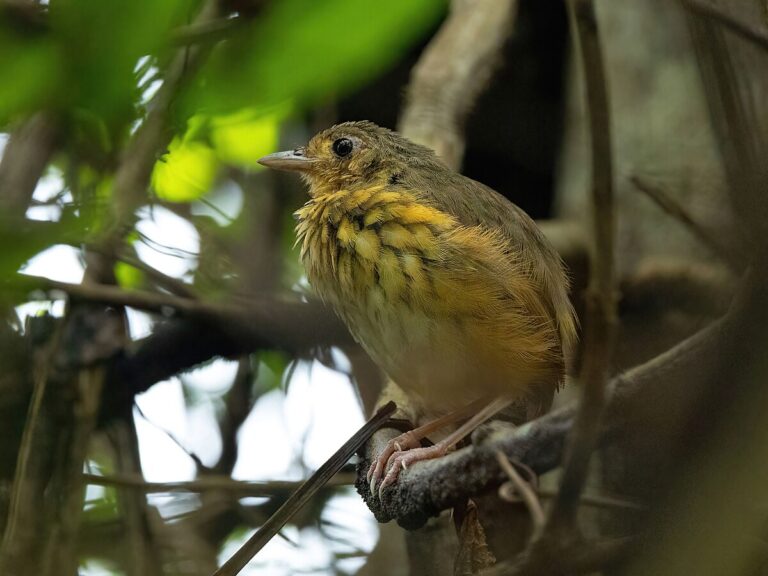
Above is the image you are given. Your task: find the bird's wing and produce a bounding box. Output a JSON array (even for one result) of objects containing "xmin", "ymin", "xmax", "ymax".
[{"xmin": 408, "ymin": 169, "xmax": 578, "ymax": 353}]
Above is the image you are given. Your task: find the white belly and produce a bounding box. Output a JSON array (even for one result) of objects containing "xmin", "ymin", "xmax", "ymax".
[{"xmin": 338, "ymin": 288, "xmax": 486, "ymax": 413}]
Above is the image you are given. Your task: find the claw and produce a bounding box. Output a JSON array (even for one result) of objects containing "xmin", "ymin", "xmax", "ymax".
[
  {"xmin": 366, "ymin": 432, "xmax": 423, "ymax": 500},
  {"xmin": 379, "ymin": 468, "xmax": 398, "ymax": 499},
  {"xmin": 369, "ymin": 459, "xmax": 385, "ymax": 498}
]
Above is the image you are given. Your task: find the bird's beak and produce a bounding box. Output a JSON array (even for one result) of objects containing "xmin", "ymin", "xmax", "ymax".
[{"xmin": 257, "ymin": 148, "xmax": 315, "ymax": 172}]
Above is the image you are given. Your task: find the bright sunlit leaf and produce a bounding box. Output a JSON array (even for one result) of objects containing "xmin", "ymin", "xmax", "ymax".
[
  {"xmin": 152, "ymin": 137, "xmax": 218, "ymax": 202},
  {"xmin": 210, "ymin": 106, "xmax": 287, "ymax": 168},
  {"xmin": 152, "ymin": 104, "xmax": 286, "ymax": 200},
  {"xmin": 114, "ymin": 261, "xmax": 144, "ymax": 289}
]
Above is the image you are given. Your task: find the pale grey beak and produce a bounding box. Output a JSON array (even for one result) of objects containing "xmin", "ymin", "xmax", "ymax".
[{"xmin": 257, "ymin": 148, "xmax": 315, "ymax": 171}]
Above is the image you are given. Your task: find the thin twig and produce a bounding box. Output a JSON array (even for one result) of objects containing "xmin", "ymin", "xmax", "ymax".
[
  {"xmin": 398, "ymin": 0, "xmax": 520, "ymax": 170},
  {"xmin": 133, "ymin": 404, "xmax": 208, "ymax": 473},
  {"xmin": 495, "ymin": 451, "xmax": 545, "ymax": 539},
  {"xmin": 115, "ymin": 251, "xmax": 200, "ymax": 299},
  {"xmin": 534, "ymin": 488, "xmax": 644, "ymax": 512},
  {"xmin": 83, "ymin": 243, "xmax": 199, "ymax": 299},
  {"xmin": 213, "ymin": 401, "xmax": 397, "ymax": 576},
  {"xmin": 483, "ymin": 536, "xmax": 635, "ymax": 576},
  {"xmin": 108, "ymin": 419, "xmax": 163, "ymax": 576},
  {"xmin": 630, "ymin": 175, "xmax": 742, "ymax": 271},
  {"xmin": 14, "ymin": 275, "xmax": 239, "ymax": 316},
  {"xmin": 83, "ymin": 472, "xmax": 356, "ymax": 494},
  {"xmin": 685, "ymin": 2, "xmax": 768, "ymax": 259},
  {"xmin": 171, "ymin": 15, "xmax": 244, "ymax": 46},
  {"xmin": 681, "ymin": 0, "xmax": 768, "ymax": 51},
  {"xmin": 0, "ymin": 112, "xmax": 60, "ymax": 221},
  {"xmin": 544, "ymin": 0, "xmax": 616, "ymax": 535},
  {"xmin": 10, "ymin": 275, "xmax": 353, "ymax": 350},
  {"xmin": 213, "ymin": 356, "xmax": 256, "ymax": 474}
]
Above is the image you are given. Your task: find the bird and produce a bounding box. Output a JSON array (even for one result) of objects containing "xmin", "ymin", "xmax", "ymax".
[{"xmin": 258, "ymin": 121, "xmax": 577, "ymax": 496}]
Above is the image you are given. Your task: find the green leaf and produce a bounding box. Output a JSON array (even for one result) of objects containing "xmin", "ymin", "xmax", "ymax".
[
  {"xmin": 1, "ymin": 219, "xmax": 88, "ymax": 284},
  {"xmin": 114, "ymin": 261, "xmax": 144, "ymax": 289},
  {"xmin": 81, "ymin": 488, "xmax": 119, "ymax": 523},
  {"xmin": 189, "ymin": 0, "xmax": 446, "ymax": 115},
  {"xmin": 152, "ymin": 104, "xmax": 284, "ymax": 199},
  {"xmin": 0, "ymin": 27, "xmax": 60, "ymax": 122},
  {"xmin": 210, "ymin": 105, "xmax": 286, "ymax": 168},
  {"xmin": 152, "ymin": 136, "xmax": 219, "ymax": 202},
  {"xmin": 258, "ymin": 350, "xmax": 291, "ymax": 392},
  {"xmin": 49, "ymin": 0, "xmax": 195, "ymax": 120}
]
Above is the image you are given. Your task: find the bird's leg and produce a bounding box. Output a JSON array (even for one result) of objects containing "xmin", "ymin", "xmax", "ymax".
[
  {"xmin": 374, "ymin": 396, "xmax": 514, "ymax": 497},
  {"xmin": 367, "ymin": 397, "xmax": 492, "ymax": 495}
]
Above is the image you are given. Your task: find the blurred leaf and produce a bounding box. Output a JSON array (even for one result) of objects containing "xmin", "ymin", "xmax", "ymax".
[
  {"xmin": 190, "ymin": 0, "xmax": 446, "ymax": 115},
  {"xmin": 0, "ymin": 27, "xmax": 60, "ymax": 122},
  {"xmin": 210, "ymin": 106, "xmax": 286, "ymax": 168},
  {"xmin": 81, "ymin": 487, "xmax": 119, "ymax": 523},
  {"xmin": 49, "ymin": 0, "xmax": 194, "ymax": 126},
  {"xmin": 79, "ymin": 559, "xmax": 122, "ymax": 576},
  {"xmin": 258, "ymin": 350, "xmax": 291, "ymax": 392},
  {"xmin": 69, "ymin": 108, "xmax": 116, "ymax": 162},
  {"xmin": 114, "ymin": 261, "xmax": 144, "ymax": 289},
  {"xmin": 153, "ymin": 105, "xmax": 284, "ymax": 202},
  {"xmin": 152, "ymin": 136, "xmax": 219, "ymax": 202},
  {"xmin": 1, "ymin": 221, "xmax": 87, "ymax": 289}
]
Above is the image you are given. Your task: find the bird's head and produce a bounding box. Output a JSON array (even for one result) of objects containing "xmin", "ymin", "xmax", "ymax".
[{"xmin": 258, "ymin": 121, "xmax": 441, "ymax": 195}]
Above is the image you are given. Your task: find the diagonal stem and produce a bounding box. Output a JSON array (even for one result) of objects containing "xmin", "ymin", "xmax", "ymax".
[
  {"xmin": 213, "ymin": 401, "xmax": 398, "ymax": 576},
  {"xmin": 545, "ymin": 0, "xmax": 617, "ymax": 536}
]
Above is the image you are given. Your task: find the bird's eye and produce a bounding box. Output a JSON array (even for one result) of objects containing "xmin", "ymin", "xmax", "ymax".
[{"xmin": 332, "ymin": 137, "xmax": 354, "ymax": 158}]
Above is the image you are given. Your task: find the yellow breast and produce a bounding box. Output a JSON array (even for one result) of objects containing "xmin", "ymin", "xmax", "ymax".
[{"xmin": 295, "ymin": 184, "xmax": 562, "ymax": 411}]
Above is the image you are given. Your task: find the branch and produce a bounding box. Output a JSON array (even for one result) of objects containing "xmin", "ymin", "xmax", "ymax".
[
  {"xmin": 108, "ymin": 419, "xmax": 163, "ymax": 576},
  {"xmin": 0, "ymin": 112, "xmax": 59, "ymax": 222},
  {"xmin": 8, "ymin": 275, "xmax": 353, "ymax": 416},
  {"xmin": 496, "ymin": 452, "xmax": 545, "ymax": 539},
  {"xmin": 13, "ymin": 275, "xmax": 351, "ymax": 350},
  {"xmin": 630, "ymin": 175, "xmax": 743, "ymax": 271},
  {"xmin": 484, "ymin": 536, "xmax": 636, "ymax": 576},
  {"xmin": 213, "ymin": 357, "xmax": 255, "ymax": 474},
  {"xmin": 681, "ymin": 0, "xmax": 768, "ymax": 51},
  {"xmin": 171, "ymin": 15, "xmax": 246, "ymax": 46},
  {"xmin": 685, "ymin": 1, "xmax": 768, "ymax": 261},
  {"xmin": 114, "ymin": 250, "xmax": 200, "ymax": 299},
  {"xmin": 530, "ymin": 489, "xmax": 643, "ymax": 512},
  {"xmin": 83, "ymin": 472, "xmax": 355, "ymax": 494},
  {"xmin": 398, "ymin": 0, "xmax": 520, "ymax": 170},
  {"xmin": 546, "ymin": 0, "xmax": 616, "ymax": 534},
  {"xmin": 360, "ymin": 314, "xmax": 727, "ymax": 529}
]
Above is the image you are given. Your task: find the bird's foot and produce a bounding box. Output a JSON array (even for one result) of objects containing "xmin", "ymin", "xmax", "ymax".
[
  {"xmin": 376, "ymin": 442, "xmax": 451, "ymax": 499},
  {"xmin": 366, "ymin": 430, "xmax": 422, "ymax": 497}
]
